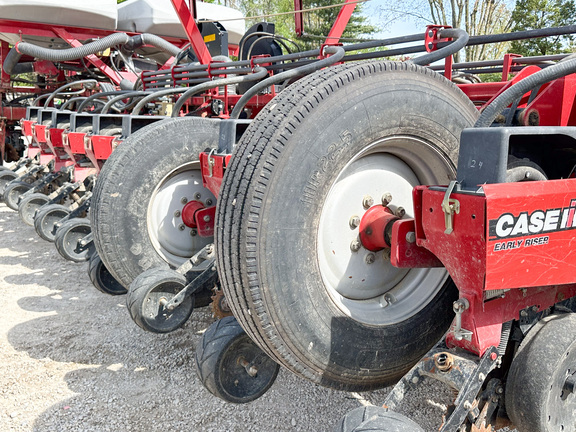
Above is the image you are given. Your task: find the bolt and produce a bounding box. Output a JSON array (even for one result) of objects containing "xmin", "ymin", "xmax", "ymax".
[
  {"xmin": 194, "ymin": 193, "xmax": 202, "ymax": 200},
  {"xmin": 350, "ymin": 239, "xmax": 361, "ymax": 252},
  {"xmin": 178, "ymin": 224, "xmax": 186, "ymax": 231},
  {"xmin": 395, "ymin": 206, "xmax": 406, "ymax": 218},
  {"xmin": 532, "ymin": 305, "xmax": 539, "ymax": 312},
  {"xmin": 174, "ymin": 210, "xmax": 181, "ymax": 218},
  {"xmin": 180, "ymin": 197, "xmax": 188, "ymax": 204},
  {"xmin": 406, "ymin": 231, "xmax": 416, "ymax": 243},
  {"xmin": 411, "ymin": 376, "xmax": 419, "ymax": 384},
  {"xmin": 206, "ymin": 199, "xmax": 213, "ymax": 206},
  {"xmin": 381, "ymin": 192, "xmax": 392, "ymax": 206},
  {"xmin": 349, "ymin": 216, "xmax": 360, "ymax": 229},
  {"xmin": 190, "ymin": 229, "xmax": 197, "ymax": 236},
  {"xmin": 365, "ymin": 253, "xmax": 376, "ymax": 264},
  {"xmin": 203, "ymin": 215, "xmax": 211, "ymax": 222},
  {"xmin": 363, "ymin": 195, "xmax": 374, "ymax": 209},
  {"xmin": 478, "ymin": 373, "xmax": 486, "ymax": 382},
  {"xmin": 520, "ymin": 310, "xmax": 528, "ymax": 317},
  {"xmin": 463, "ymin": 401, "xmax": 472, "ymax": 410},
  {"xmin": 382, "ymin": 248, "xmax": 391, "ymax": 260},
  {"xmin": 496, "ymin": 387, "xmax": 504, "ymax": 395}
]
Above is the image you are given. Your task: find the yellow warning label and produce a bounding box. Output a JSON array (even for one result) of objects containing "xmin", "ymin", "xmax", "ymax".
[{"xmin": 204, "ymin": 34, "xmax": 216, "ymax": 43}]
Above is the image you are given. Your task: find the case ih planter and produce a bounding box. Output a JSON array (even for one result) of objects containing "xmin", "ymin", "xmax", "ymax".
[{"xmin": 1, "ymin": 1, "xmax": 576, "ymax": 430}]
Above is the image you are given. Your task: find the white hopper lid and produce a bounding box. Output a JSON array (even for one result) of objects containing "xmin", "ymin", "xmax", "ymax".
[
  {"xmin": 0, "ymin": 0, "xmax": 118, "ymax": 30},
  {"xmin": 117, "ymin": 0, "xmax": 245, "ymax": 46}
]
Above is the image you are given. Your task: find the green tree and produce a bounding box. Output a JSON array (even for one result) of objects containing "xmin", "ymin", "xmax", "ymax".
[{"xmin": 510, "ymin": 0, "xmax": 576, "ymax": 55}]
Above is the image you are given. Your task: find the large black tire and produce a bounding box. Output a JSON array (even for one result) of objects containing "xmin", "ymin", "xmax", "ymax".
[
  {"xmin": 18, "ymin": 192, "xmax": 50, "ymax": 226},
  {"xmin": 216, "ymin": 61, "xmax": 478, "ymax": 391},
  {"xmin": 34, "ymin": 204, "xmax": 71, "ymax": 242},
  {"xmin": 506, "ymin": 313, "xmax": 576, "ymax": 432},
  {"xmin": 195, "ymin": 316, "xmax": 280, "ymax": 403},
  {"xmin": 90, "ymin": 117, "xmax": 219, "ymax": 288},
  {"xmin": 3, "ymin": 180, "xmax": 33, "ymax": 210}
]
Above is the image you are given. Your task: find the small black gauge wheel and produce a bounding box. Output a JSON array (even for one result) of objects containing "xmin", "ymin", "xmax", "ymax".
[
  {"xmin": 195, "ymin": 316, "xmax": 280, "ymax": 404},
  {"xmin": 127, "ymin": 268, "xmax": 193, "ymax": 333}
]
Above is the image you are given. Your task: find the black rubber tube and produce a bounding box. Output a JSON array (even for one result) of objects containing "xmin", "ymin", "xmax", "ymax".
[
  {"xmin": 411, "ymin": 28, "xmax": 469, "ymax": 66},
  {"xmin": 101, "ymin": 91, "xmax": 153, "ymax": 114},
  {"xmin": 476, "ymin": 56, "xmax": 576, "ymax": 127},
  {"xmin": 230, "ymin": 45, "xmax": 345, "ymax": 119},
  {"xmin": 3, "ymin": 33, "xmax": 182, "ymax": 76},
  {"xmin": 168, "ymin": 66, "xmax": 269, "ymax": 116}
]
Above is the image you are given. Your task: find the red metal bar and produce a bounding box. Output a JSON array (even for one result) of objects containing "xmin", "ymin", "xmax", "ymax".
[
  {"xmin": 170, "ymin": 0, "xmax": 213, "ymax": 65},
  {"xmin": 294, "ymin": 0, "xmax": 304, "ymax": 37},
  {"xmin": 324, "ymin": 0, "xmax": 357, "ymax": 44}
]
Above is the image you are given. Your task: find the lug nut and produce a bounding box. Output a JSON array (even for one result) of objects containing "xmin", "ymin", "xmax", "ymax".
[
  {"xmin": 349, "ymin": 216, "xmax": 360, "ymax": 229},
  {"xmin": 180, "ymin": 197, "xmax": 188, "ymax": 204},
  {"xmin": 363, "ymin": 195, "xmax": 374, "ymax": 209},
  {"xmin": 381, "ymin": 192, "xmax": 392, "ymax": 206},
  {"xmin": 395, "ymin": 206, "xmax": 406, "ymax": 218},
  {"xmin": 174, "ymin": 210, "xmax": 181, "ymax": 218},
  {"xmin": 206, "ymin": 199, "xmax": 213, "ymax": 206},
  {"xmin": 178, "ymin": 224, "xmax": 186, "ymax": 231},
  {"xmin": 194, "ymin": 193, "xmax": 202, "ymax": 200},
  {"xmin": 350, "ymin": 239, "xmax": 361, "ymax": 252},
  {"xmin": 382, "ymin": 249, "xmax": 391, "ymax": 260},
  {"xmin": 190, "ymin": 229, "xmax": 197, "ymax": 236},
  {"xmin": 365, "ymin": 253, "xmax": 375, "ymax": 264}
]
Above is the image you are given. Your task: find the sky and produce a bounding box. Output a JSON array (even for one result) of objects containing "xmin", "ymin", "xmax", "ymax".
[{"xmin": 363, "ymin": 0, "xmax": 421, "ymax": 38}]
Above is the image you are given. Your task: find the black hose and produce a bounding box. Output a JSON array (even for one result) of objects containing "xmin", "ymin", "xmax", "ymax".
[
  {"xmin": 411, "ymin": 28, "xmax": 469, "ymax": 66},
  {"xmin": 43, "ymin": 79, "xmax": 98, "ymax": 108},
  {"xmin": 476, "ymin": 56, "xmax": 576, "ymax": 127},
  {"xmin": 2, "ymin": 33, "xmax": 182, "ymax": 76},
  {"xmin": 101, "ymin": 91, "xmax": 153, "ymax": 114},
  {"xmin": 169, "ymin": 67, "xmax": 269, "ymax": 116},
  {"xmin": 230, "ymin": 45, "xmax": 345, "ymax": 119},
  {"xmin": 77, "ymin": 90, "xmax": 134, "ymax": 113}
]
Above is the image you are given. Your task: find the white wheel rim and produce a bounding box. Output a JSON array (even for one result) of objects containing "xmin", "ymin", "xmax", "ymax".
[
  {"xmin": 318, "ymin": 136, "xmax": 452, "ymax": 326},
  {"xmin": 148, "ymin": 162, "xmax": 215, "ymax": 267}
]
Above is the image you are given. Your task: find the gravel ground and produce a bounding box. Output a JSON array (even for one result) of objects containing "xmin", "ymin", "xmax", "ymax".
[{"xmin": 1, "ymin": 200, "xmax": 510, "ymax": 432}]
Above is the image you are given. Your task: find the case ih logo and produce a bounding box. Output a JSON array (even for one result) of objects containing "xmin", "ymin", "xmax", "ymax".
[{"xmin": 489, "ymin": 199, "xmax": 576, "ymax": 240}]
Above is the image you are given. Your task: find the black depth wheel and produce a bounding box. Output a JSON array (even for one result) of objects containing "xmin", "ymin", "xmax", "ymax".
[
  {"xmin": 34, "ymin": 204, "xmax": 71, "ymax": 242},
  {"xmin": 18, "ymin": 192, "xmax": 50, "ymax": 226},
  {"xmin": 335, "ymin": 407, "xmax": 424, "ymax": 432},
  {"xmin": 506, "ymin": 313, "xmax": 576, "ymax": 432},
  {"xmin": 127, "ymin": 268, "xmax": 193, "ymax": 333},
  {"xmin": 91, "ymin": 117, "xmax": 219, "ymax": 289},
  {"xmin": 217, "ymin": 61, "xmax": 478, "ymax": 391},
  {"xmin": 0, "ymin": 170, "xmax": 18, "ymax": 196},
  {"xmin": 88, "ymin": 252, "xmax": 127, "ymax": 296},
  {"xmin": 54, "ymin": 218, "xmax": 94, "ymax": 262},
  {"xmin": 3, "ymin": 181, "xmax": 33, "ymax": 210},
  {"xmin": 195, "ymin": 316, "xmax": 280, "ymax": 404}
]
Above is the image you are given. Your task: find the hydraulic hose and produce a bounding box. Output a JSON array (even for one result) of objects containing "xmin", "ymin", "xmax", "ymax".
[
  {"xmin": 77, "ymin": 90, "xmax": 135, "ymax": 113},
  {"xmin": 476, "ymin": 56, "xmax": 576, "ymax": 127},
  {"xmin": 230, "ymin": 45, "xmax": 345, "ymax": 119},
  {"xmin": 411, "ymin": 28, "xmax": 469, "ymax": 66},
  {"xmin": 2, "ymin": 33, "xmax": 182, "ymax": 76},
  {"xmin": 101, "ymin": 91, "xmax": 153, "ymax": 114},
  {"xmin": 169, "ymin": 66, "xmax": 269, "ymax": 116},
  {"xmin": 42, "ymin": 79, "xmax": 98, "ymax": 108}
]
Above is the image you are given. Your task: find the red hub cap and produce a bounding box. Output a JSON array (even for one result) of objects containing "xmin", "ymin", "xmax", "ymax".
[
  {"xmin": 359, "ymin": 205, "xmax": 399, "ymax": 251},
  {"xmin": 181, "ymin": 200, "xmax": 205, "ymax": 228}
]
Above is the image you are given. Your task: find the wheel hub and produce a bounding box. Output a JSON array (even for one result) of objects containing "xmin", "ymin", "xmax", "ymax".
[
  {"xmin": 317, "ymin": 137, "xmax": 450, "ymax": 326},
  {"xmin": 148, "ymin": 163, "xmax": 215, "ymax": 266}
]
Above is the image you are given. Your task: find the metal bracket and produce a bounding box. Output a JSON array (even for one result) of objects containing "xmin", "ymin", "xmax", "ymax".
[
  {"xmin": 453, "ymin": 298, "xmax": 473, "ymax": 342},
  {"xmin": 442, "ymin": 180, "xmax": 460, "ymax": 234}
]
